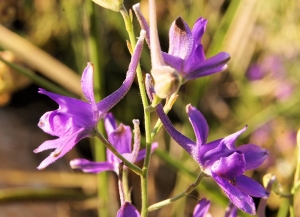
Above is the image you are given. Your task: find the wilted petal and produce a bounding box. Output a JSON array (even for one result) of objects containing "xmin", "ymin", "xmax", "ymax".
[
  {"xmin": 237, "ymin": 144, "xmax": 269, "ymax": 170},
  {"xmin": 186, "ymin": 104, "xmax": 209, "ymax": 147},
  {"xmin": 70, "ymin": 158, "xmax": 114, "ymax": 173},
  {"xmin": 97, "ymin": 30, "xmax": 145, "ymax": 114},
  {"xmin": 184, "ymin": 52, "xmax": 230, "ymax": 82},
  {"xmin": 193, "ymin": 198, "xmax": 210, "ymax": 217},
  {"xmin": 211, "ymin": 171, "xmax": 256, "ymax": 215},
  {"xmin": 116, "ymin": 202, "xmax": 140, "ymax": 217},
  {"xmin": 235, "ymin": 175, "xmax": 269, "ymax": 198},
  {"xmin": 168, "ymin": 17, "xmax": 194, "ymax": 62},
  {"xmin": 211, "ymin": 152, "xmax": 246, "ymax": 178}
]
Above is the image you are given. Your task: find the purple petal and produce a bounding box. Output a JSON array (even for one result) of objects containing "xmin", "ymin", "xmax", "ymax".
[
  {"xmin": 183, "ymin": 45, "xmax": 205, "ymax": 74},
  {"xmin": 38, "ymin": 89, "xmax": 94, "ymax": 133},
  {"xmin": 237, "ymin": 144, "xmax": 269, "ymax": 170},
  {"xmin": 184, "ymin": 52, "xmax": 230, "ymax": 82},
  {"xmin": 34, "ymin": 128, "xmax": 86, "ymax": 169},
  {"xmin": 132, "ymin": 3, "xmax": 150, "ymax": 47},
  {"xmin": 116, "ymin": 202, "xmax": 140, "ymax": 217},
  {"xmin": 81, "ymin": 63, "xmax": 95, "ymax": 106},
  {"xmin": 186, "ymin": 104, "xmax": 209, "ymax": 147},
  {"xmin": 211, "ymin": 172, "xmax": 256, "ymax": 215},
  {"xmin": 191, "ymin": 17, "xmax": 207, "ymax": 43},
  {"xmin": 193, "ymin": 198, "xmax": 210, "ymax": 217},
  {"xmin": 199, "ymin": 139, "xmax": 233, "ymax": 168},
  {"xmin": 162, "ymin": 52, "xmax": 183, "ymax": 73},
  {"xmin": 70, "ymin": 158, "xmax": 115, "ymax": 173},
  {"xmin": 97, "ymin": 30, "xmax": 145, "ymax": 114},
  {"xmin": 224, "ymin": 203, "xmax": 238, "ymax": 217},
  {"xmin": 168, "ymin": 17, "xmax": 194, "ymax": 62},
  {"xmin": 156, "ymin": 104, "xmax": 196, "ymax": 158},
  {"xmin": 221, "ymin": 126, "xmax": 247, "ymax": 150},
  {"xmin": 136, "ymin": 142, "xmax": 158, "ymax": 162},
  {"xmin": 235, "ymin": 175, "xmax": 269, "ymax": 198},
  {"xmin": 211, "ymin": 152, "xmax": 246, "ymax": 178},
  {"xmin": 104, "ymin": 113, "xmax": 118, "ymax": 136},
  {"xmin": 106, "ymin": 124, "xmax": 132, "ymax": 163}
]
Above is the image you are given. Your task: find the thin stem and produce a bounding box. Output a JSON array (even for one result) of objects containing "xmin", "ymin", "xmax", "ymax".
[
  {"xmin": 294, "ymin": 129, "xmax": 300, "ymax": 186},
  {"xmin": 118, "ymin": 163, "xmax": 126, "ymax": 205},
  {"xmin": 95, "ymin": 131, "xmax": 143, "ymax": 176},
  {"xmin": 120, "ymin": 6, "xmax": 152, "ymax": 217},
  {"xmin": 85, "ymin": 2, "xmax": 107, "ymax": 217},
  {"xmin": 147, "ymin": 171, "xmax": 205, "ymax": 212}
]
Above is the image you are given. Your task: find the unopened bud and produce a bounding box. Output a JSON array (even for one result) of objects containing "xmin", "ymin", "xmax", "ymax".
[
  {"xmin": 92, "ymin": 0, "xmax": 123, "ymax": 12},
  {"xmin": 151, "ymin": 66, "xmax": 181, "ymax": 99}
]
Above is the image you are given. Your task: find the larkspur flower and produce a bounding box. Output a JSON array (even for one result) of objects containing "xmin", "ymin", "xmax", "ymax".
[
  {"xmin": 116, "ymin": 202, "xmax": 140, "ymax": 217},
  {"xmin": 193, "ymin": 198, "xmax": 237, "ymax": 217},
  {"xmin": 133, "ymin": 3, "xmax": 230, "ymax": 84},
  {"xmin": 155, "ymin": 103, "xmax": 269, "ymax": 214},
  {"xmin": 70, "ymin": 113, "xmax": 157, "ymax": 174},
  {"xmin": 33, "ymin": 30, "xmax": 145, "ymax": 170}
]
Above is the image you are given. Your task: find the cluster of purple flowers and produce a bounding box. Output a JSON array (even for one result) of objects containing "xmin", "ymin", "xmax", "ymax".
[{"xmin": 34, "ymin": 1, "xmax": 269, "ymax": 216}]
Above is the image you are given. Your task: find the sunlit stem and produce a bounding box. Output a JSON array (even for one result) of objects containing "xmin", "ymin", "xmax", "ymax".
[
  {"xmin": 120, "ymin": 5, "xmax": 152, "ymax": 217},
  {"xmin": 118, "ymin": 163, "xmax": 126, "ymax": 205},
  {"xmin": 95, "ymin": 130, "xmax": 143, "ymax": 176},
  {"xmin": 147, "ymin": 171, "xmax": 205, "ymax": 212}
]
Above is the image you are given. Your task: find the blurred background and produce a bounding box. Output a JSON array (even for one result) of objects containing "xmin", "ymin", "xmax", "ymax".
[{"xmin": 0, "ymin": 0, "xmax": 299, "ymax": 216}]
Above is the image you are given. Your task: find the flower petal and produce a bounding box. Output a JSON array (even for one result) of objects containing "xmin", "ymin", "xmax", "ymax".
[
  {"xmin": 97, "ymin": 30, "xmax": 145, "ymax": 114},
  {"xmin": 211, "ymin": 152, "xmax": 246, "ymax": 178},
  {"xmin": 104, "ymin": 113, "xmax": 118, "ymax": 135},
  {"xmin": 199, "ymin": 138, "xmax": 233, "ymax": 168},
  {"xmin": 186, "ymin": 104, "xmax": 209, "ymax": 147},
  {"xmin": 237, "ymin": 144, "xmax": 269, "ymax": 170},
  {"xmin": 156, "ymin": 104, "xmax": 196, "ymax": 157},
  {"xmin": 162, "ymin": 52, "xmax": 183, "ymax": 73},
  {"xmin": 184, "ymin": 52, "xmax": 230, "ymax": 82},
  {"xmin": 106, "ymin": 123, "xmax": 132, "ymax": 163},
  {"xmin": 191, "ymin": 17, "xmax": 207, "ymax": 43},
  {"xmin": 132, "ymin": 3, "xmax": 150, "ymax": 47},
  {"xmin": 193, "ymin": 198, "xmax": 210, "ymax": 217},
  {"xmin": 221, "ymin": 126, "xmax": 247, "ymax": 150},
  {"xmin": 70, "ymin": 158, "xmax": 114, "ymax": 173},
  {"xmin": 211, "ymin": 171, "xmax": 256, "ymax": 215},
  {"xmin": 235, "ymin": 175, "xmax": 269, "ymax": 198},
  {"xmin": 81, "ymin": 63, "xmax": 95, "ymax": 105},
  {"xmin": 38, "ymin": 88, "xmax": 93, "ymax": 131},
  {"xmin": 116, "ymin": 202, "xmax": 140, "ymax": 217},
  {"xmin": 34, "ymin": 128, "xmax": 86, "ymax": 169},
  {"xmin": 168, "ymin": 17, "xmax": 194, "ymax": 62}
]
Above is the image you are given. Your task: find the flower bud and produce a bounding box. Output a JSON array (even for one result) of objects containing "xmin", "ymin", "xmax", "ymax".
[
  {"xmin": 92, "ymin": 0, "xmax": 123, "ymax": 12},
  {"xmin": 151, "ymin": 65, "xmax": 181, "ymax": 99}
]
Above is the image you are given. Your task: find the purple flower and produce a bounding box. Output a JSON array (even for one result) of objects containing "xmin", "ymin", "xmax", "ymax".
[
  {"xmin": 193, "ymin": 198, "xmax": 211, "ymax": 217},
  {"xmin": 34, "ymin": 31, "xmax": 145, "ymax": 170},
  {"xmin": 156, "ymin": 104, "xmax": 269, "ymax": 215},
  {"xmin": 116, "ymin": 202, "xmax": 140, "ymax": 217},
  {"xmin": 70, "ymin": 113, "xmax": 157, "ymax": 174},
  {"xmin": 193, "ymin": 198, "xmax": 238, "ymax": 217},
  {"xmin": 133, "ymin": 4, "xmax": 230, "ymax": 83}
]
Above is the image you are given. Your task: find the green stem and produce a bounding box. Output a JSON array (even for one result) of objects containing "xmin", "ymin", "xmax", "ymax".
[
  {"xmin": 85, "ymin": 2, "xmax": 107, "ymax": 216},
  {"xmin": 95, "ymin": 130, "xmax": 143, "ymax": 176},
  {"xmin": 120, "ymin": 6, "xmax": 152, "ymax": 217},
  {"xmin": 147, "ymin": 171, "xmax": 205, "ymax": 212}
]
